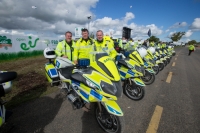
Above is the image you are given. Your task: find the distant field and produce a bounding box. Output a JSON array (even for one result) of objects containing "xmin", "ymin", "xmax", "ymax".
[{"xmin": 0, "ymin": 55, "xmax": 59, "ymax": 109}]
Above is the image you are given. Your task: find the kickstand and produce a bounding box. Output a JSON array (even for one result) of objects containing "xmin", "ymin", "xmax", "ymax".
[{"xmin": 82, "ymin": 103, "xmax": 91, "ymax": 112}]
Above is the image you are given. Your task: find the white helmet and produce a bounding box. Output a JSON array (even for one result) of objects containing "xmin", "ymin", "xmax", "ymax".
[
  {"xmin": 130, "ymin": 42, "xmax": 135, "ymax": 45},
  {"xmin": 156, "ymin": 46, "xmax": 160, "ymax": 50},
  {"xmin": 137, "ymin": 47, "xmax": 147, "ymax": 58},
  {"xmin": 122, "ymin": 40, "xmax": 127, "ymax": 44},
  {"xmin": 148, "ymin": 47, "xmax": 155, "ymax": 54},
  {"xmin": 168, "ymin": 46, "xmax": 172, "ymax": 49},
  {"xmin": 44, "ymin": 47, "xmax": 56, "ymax": 59}
]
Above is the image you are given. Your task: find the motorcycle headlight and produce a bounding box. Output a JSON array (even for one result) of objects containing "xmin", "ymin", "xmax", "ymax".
[
  {"xmin": 135, "ymin": 65, "xmax": 142, "ymax": 73},
  {"xmin": 100, "ymin": 81, "xmax": 117, "ymax": 96},
  {"xmin": 127, "ymin": 62, "xmax": 133, "ymax": 69},
  {"xmin": 149, "ymin": 59, "xmax": 156, "ymax": 65},
  {"xmin": 86, "ymin": 80, "xmax": 96, "ymax": 89}
]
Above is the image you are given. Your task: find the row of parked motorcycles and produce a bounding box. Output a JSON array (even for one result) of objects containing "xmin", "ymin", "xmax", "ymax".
[
  {"xmin": 0, "ymin": 42, "xmax": 175, "ymax": 133},
  {"xmin": 43, "ymin": 43, "xmax": 175, "ymax": 133}
]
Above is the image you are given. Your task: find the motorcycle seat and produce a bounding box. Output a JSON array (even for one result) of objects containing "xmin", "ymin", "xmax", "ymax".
[
  {"xmin": 118, "ymin": 60, "xmax": 128, "ymax": 68},
  {"xmin": 70, "ymin": 67, "xmax": 94, "ymax": 84},
  {"xmin": 0, "ymin": 72, "xmax": 17, "ymax": 83},
  {"xmin": 59, "ymin": 66, "xmax": 74, "ymax": 79}
]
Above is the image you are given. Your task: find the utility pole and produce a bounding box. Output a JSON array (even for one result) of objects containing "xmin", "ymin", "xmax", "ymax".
[{"xmin": 87, "ymin": 16, "xmax": 91, "ymax": 33}]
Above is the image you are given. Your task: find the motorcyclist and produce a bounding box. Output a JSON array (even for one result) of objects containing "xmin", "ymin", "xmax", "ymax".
[
  {"xmin": 157, "ymin": 41, "xmax": 162, "ymax": 48},
  {"xmin": 73, "ymin": 28, "xmax": 94, "ymax": 64},
  {"xmin": 94, "ymin": 30, "xmax": 117, "ymax": 60},
  {"xmin": 104, "ymin": 34, "xmax": 114, "ymax": 47},
  {"xmin": 55, "ymin": 31, "xmax": 75, "ymax": 61},
  {"xmin": 162, "ymin": 42, "xmax": 166, "ymax": 49},
  {"xmin": 118, "ymin": 37, "xmax": 128, "ymax": 49},
  {"xmin": 149, "ymin": 41, "xmax": 155, "ymax": 47}
]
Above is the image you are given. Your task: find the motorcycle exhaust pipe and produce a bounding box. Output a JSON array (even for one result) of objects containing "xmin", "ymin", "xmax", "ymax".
[{"xmin": 67, "ymin": 94, "xmax": 77, "ymax": 103}]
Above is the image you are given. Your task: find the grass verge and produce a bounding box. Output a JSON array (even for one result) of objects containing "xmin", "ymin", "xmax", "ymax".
[
  {"xmin": 0, "ymin": 55, "xmax": 59, "ymax": 109},
  {"xmin": 0, "ymin": 50, "xmax": 43, "ymax": 62}
]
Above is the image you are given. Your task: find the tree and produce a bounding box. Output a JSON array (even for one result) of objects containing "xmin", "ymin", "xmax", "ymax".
[
  {"xmin": 90, "ymin": 32, "xmax": 94, "ymax": 39},
  {"xmin": 170, "ymin": 32, "xmax": 185, "ymax": 42},
  {"xmin": 188, "ymin": 40, "xmax": 197, "ymax": 45},
  {"xmin": 148, "ymin": 36, "xmax": 160, "ymax": 43}
]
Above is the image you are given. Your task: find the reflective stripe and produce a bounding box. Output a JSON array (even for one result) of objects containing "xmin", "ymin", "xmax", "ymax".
[
  {"xmin": 90, "ymin": 51, "xmax": 107, "ymax": 54},
  {"xmin": 62, "ymin": 50, "xmax": 71, "ymax": 52},
  {"xmin": 79, "ymin": 46, "xmax": 92, "ymax": 48},
  {"xmin": 110, "ymin": 48, "xmax": 114, "ymax": 51}
]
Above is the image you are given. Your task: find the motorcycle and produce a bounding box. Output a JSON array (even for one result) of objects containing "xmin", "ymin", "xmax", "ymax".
[
  {"xmin": 162, "ymin": 48, "xmax": 171, "ymax": 64},
  {"xmin": 115, "ymin": 43, "xmax": 155, "ymax": 85},
  {"xmin": 125, "ymin": 45, "xmax": 156, "ymax": 85},
  {"xmin": 93, "ymin": 44, "xmax": 146, "ymax": 101},
  {"xmin": 144, "ymin": 46, "xmax": 159, "ymax": 75},
  {"xmin": 0, "ymin": 71, "xmax": 17, "ymax": 128},
  {"xmin": 44, "ymin": 47, "xmax": 124, "ymax": 133},
  {"xmin": 156, "ymin": 47, "xmax": 168, "ymax": 67},
  {"xmin": 115, "ymin": 53, "xmax": 146, "ymax": 101},
  {"xmin": 153, "ymin": 50, "xmax": 165, "ymax": 71}
]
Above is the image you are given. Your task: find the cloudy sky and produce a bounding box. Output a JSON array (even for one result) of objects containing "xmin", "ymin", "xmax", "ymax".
[{"xmin": 0, "ymin": 0, "xmax": 200, "ymax": 43}]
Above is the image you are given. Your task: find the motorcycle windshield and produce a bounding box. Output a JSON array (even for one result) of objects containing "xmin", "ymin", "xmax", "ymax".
[
  {"xmin": 147, "ymin": 51, "xmax": 154, "ymax": 59},
  {"xmin": 90, "ymin": 51, "xmax": 120, "ymax": 81},
  {"xmin": 126, "ymin": 46, "xmax": 144, "ymax": 65}
]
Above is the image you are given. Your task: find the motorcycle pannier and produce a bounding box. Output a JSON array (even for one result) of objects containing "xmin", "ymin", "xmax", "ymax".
[
  {"xmin": 45, "ymin": 63, "xmax": 59, "ymax": 86},
  {"xmin": 54, "ymin": 57, "xmax": 74, "ymax": 69}
]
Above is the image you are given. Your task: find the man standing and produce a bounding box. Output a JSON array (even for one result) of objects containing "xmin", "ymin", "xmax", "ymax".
[
  {"xmin": 188, "ymin": 44, "xmax": 195, "ymax": 56},
  {"xmin": 157, "ymin": 41, "xmax": 162, "ymax": 48},
  {"xmin": 73, "ymin": 28, "xmax": 94, "ymax": 64},
  {"xmin": 162, "ymin": 42, "xmax": 166, "ymax": 49},
  {"xmin": 142, "ymin": 40, "xmax": 148, "ymax": 47},
  {"xmin": 94, "ymin": 30, "xmax": 117, "ymax": 60},
  {"xmin": 55, "ymin": 31, "xmax": 75, "ymax": 61},
  {"xmin": 150, "ymin": 41, "xmax": 155, "ymax": 47}
]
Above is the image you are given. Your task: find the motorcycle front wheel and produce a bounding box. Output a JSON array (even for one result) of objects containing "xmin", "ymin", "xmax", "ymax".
[
  {"xmin": 95, "ymin": 103, "xmax": 125, "ymax": 133},
  {"xmin": 163, "ymin": 60, "xmax": 168, "ymax": 66},
  {"xmin": 167, "ymin": 58, "xmax": 171, "ymax": 64},
  {"xmin": 158, "ymin": 63, "xmax": 165, "ymax": 71},
  {"xmin": 152, "ymin": 66, "xmax": 159, "ymax": 75},
  {"xmin": 124, "ymin": 80, "xmax": 145, "ymax": 101},
  {"xmin": 141, "ymin": 70, "xmax": 155, "ymax": 85}
]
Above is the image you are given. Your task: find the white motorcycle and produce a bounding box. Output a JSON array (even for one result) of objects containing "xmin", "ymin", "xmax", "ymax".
[{"xmin": 0, "ymin": 71, "xmax": 17, "ymax": 128}]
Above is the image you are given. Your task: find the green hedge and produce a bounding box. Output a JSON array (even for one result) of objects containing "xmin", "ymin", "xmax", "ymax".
[{"xmin": 0, "ymin": 50, "xmax": 43, "ymax": 61}]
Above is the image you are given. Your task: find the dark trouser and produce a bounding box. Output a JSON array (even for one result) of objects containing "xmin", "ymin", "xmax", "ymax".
[{"xmin": 188, "ymin": 50, "xmax": 193, "ymax": 55}]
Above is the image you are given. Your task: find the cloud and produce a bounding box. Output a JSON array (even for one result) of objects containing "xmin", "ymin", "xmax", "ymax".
[
  {"xmin": 168, "ymin": 31, "xmax": 176, "ymax": 37},
  {"xmin": 0, "ymin": 0, "xmax": 98, "ymax": 33},
  {"xmin": 89, "ymin": 13, "xmax": 162, "ymax": 40},
  {"xmin": 124, "ymin": 12, "xmax": 135, "ymax": 22},
  {"xmin": 183, "ymin": 30, "xmax": 193, "ymax": 38},
  {"xmin": 165, "ymin": 29, "xmax": 170, "ymax": 32},
  {"xmin": 169, "ymin": 22, "xmax": 187, "ymax": 29},
  {"xmin": 178, "ymin": 38, "xmax": 191, "ymax": 43},
  {"xmin": 167, "ymin": 29, "xmax": 192, "ymax": 38},
  {"xmin": 190, "ymin": 18, "xmax": 200, "ymax": 31},
  {"xmin": 0, "ymin": 29, "xmax": 10, "ymax": 34},
  {"xmin": 0, "ymin": 0, "xmax": 163, "ymax": 41}
]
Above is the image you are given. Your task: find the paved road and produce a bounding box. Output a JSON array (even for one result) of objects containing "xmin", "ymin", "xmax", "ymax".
[{"xmin": 1, "ymin": 47, "xmax": 200, "ymax": 133}]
